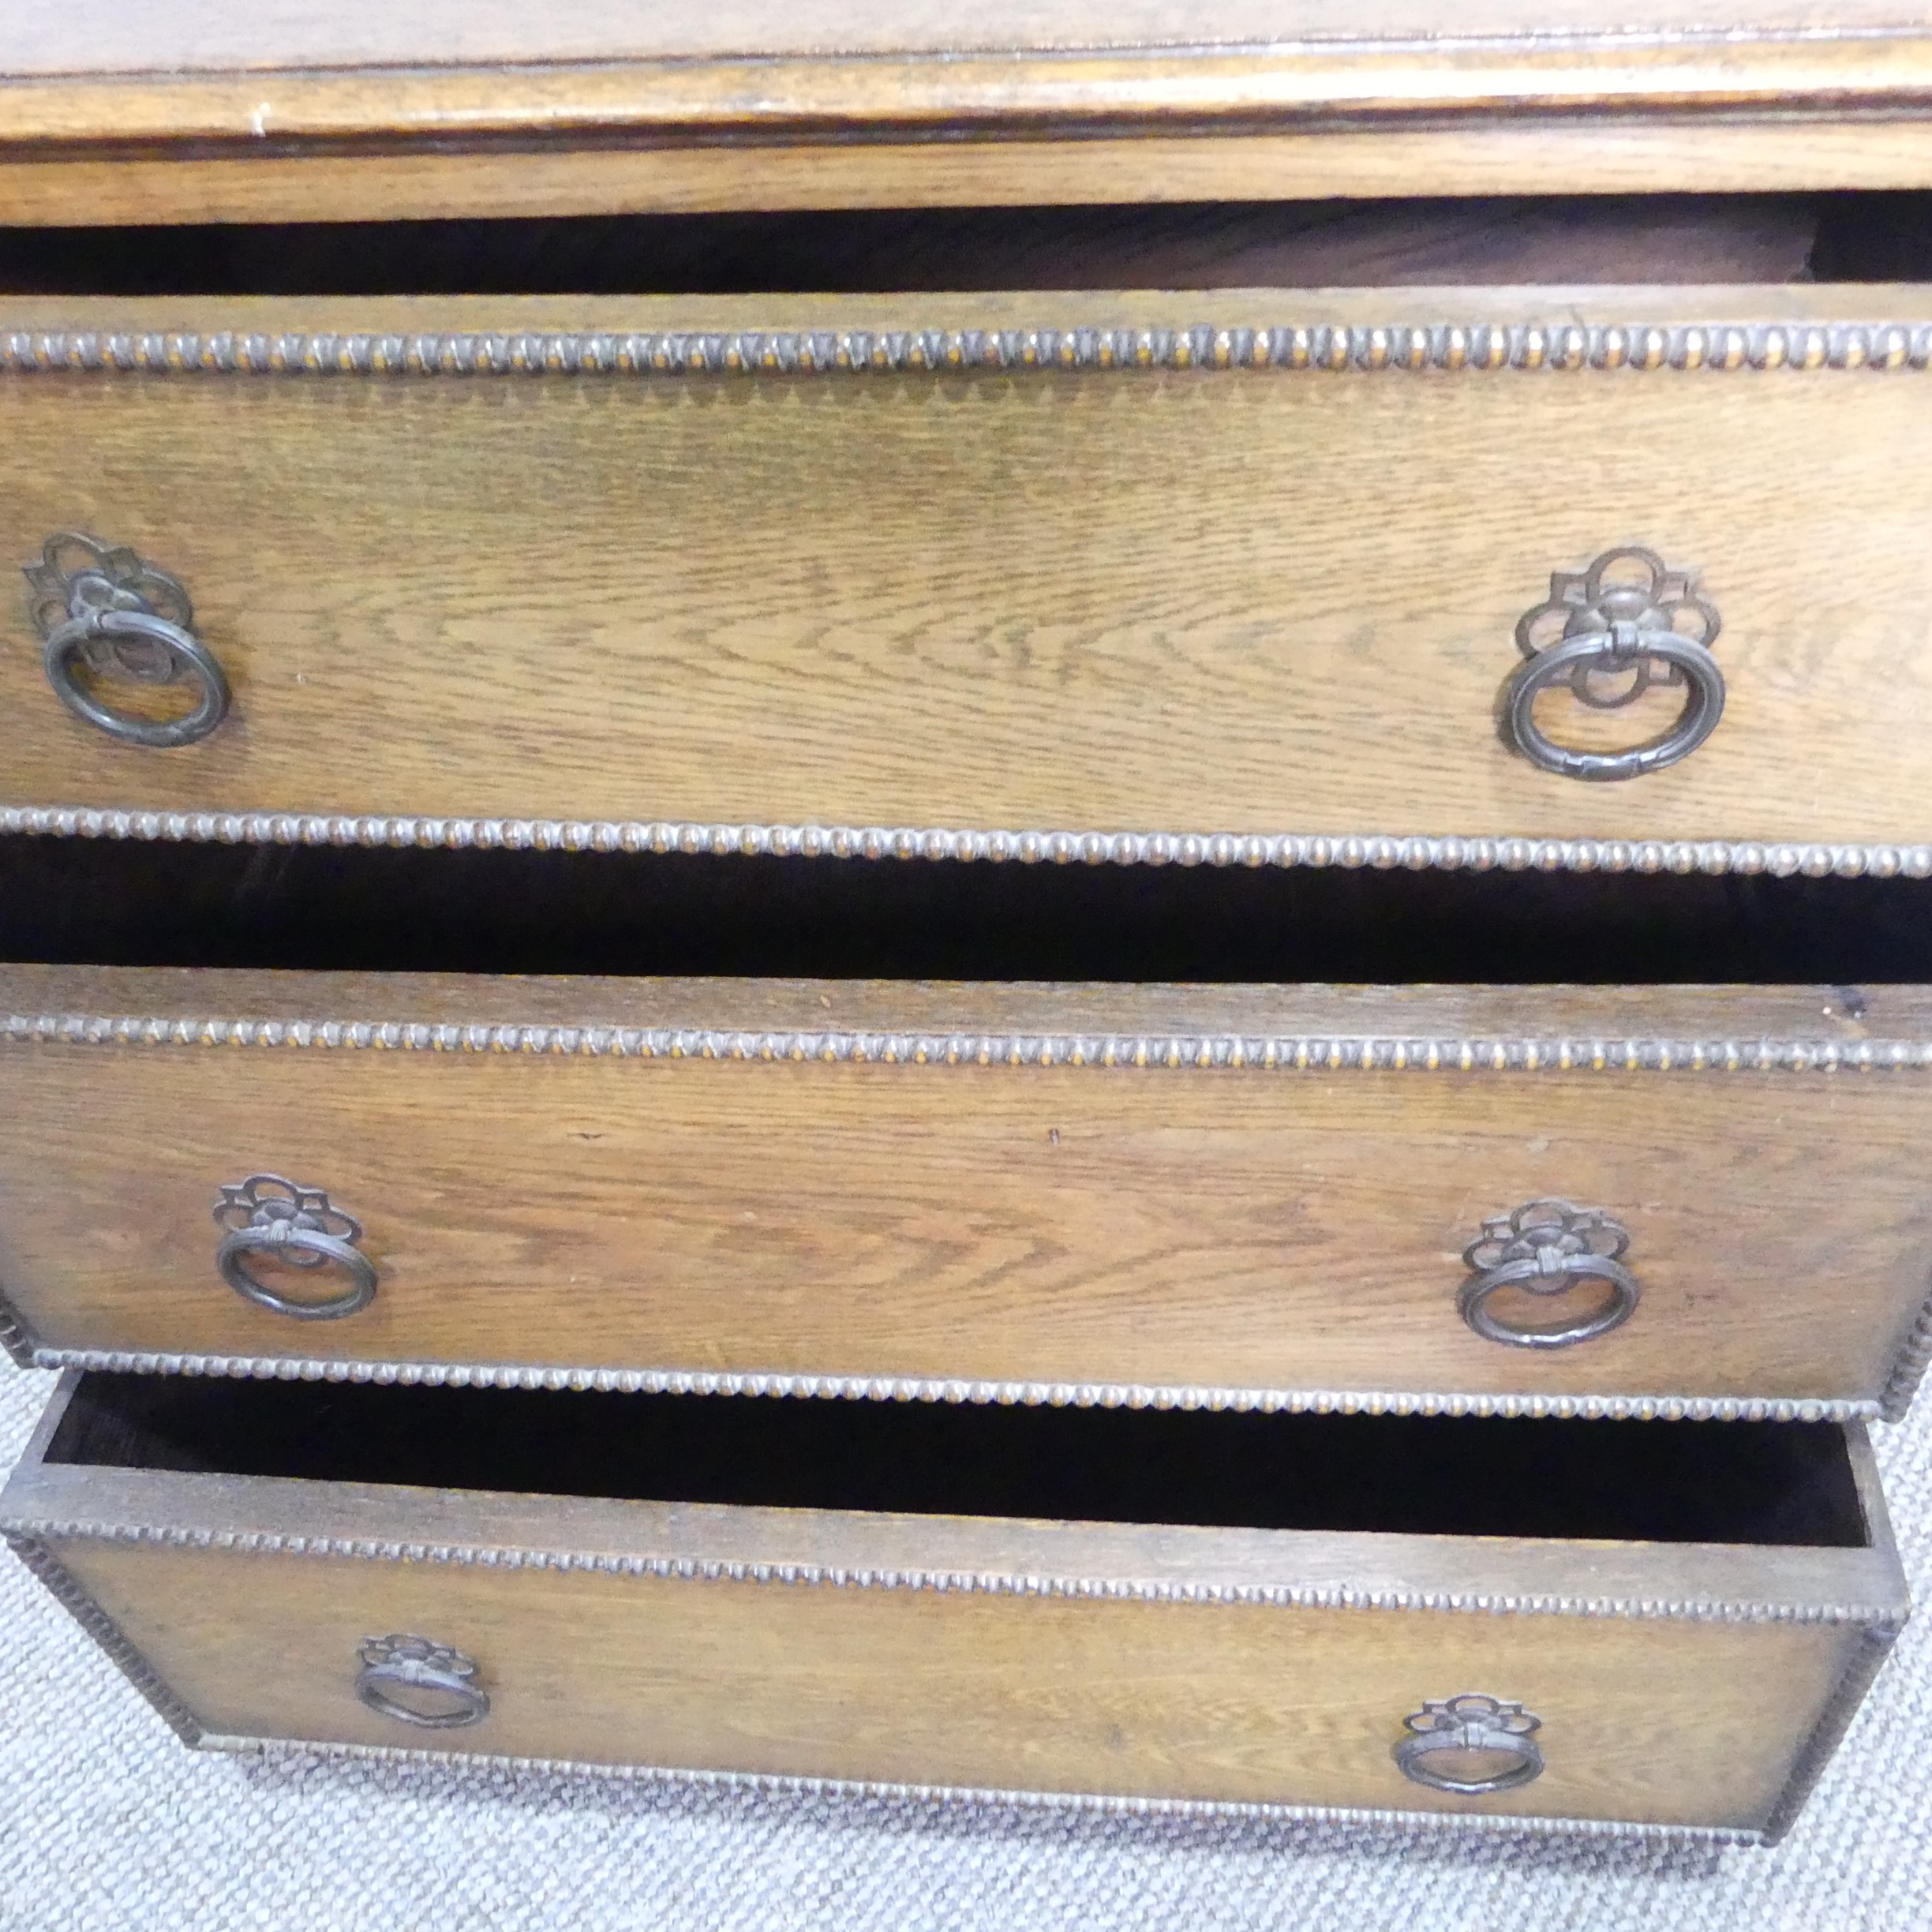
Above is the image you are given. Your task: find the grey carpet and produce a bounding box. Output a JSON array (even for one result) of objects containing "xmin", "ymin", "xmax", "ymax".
[{"xmin": 2, "ymin": 1357, "xmax": 1927, "ymax": 1931}]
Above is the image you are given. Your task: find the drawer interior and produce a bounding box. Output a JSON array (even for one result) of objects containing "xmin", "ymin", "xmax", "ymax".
[
  {"xmin": 48, "ymin": 1372, "xmax": 1868, "ymax": 1550},
  {"xmin": 5, "ymin": 836, "xmax": 1932, "ymax": 983},
  {"xmin": 2, "ymin": 191, "xmax": 1928, "ymax": 297}
]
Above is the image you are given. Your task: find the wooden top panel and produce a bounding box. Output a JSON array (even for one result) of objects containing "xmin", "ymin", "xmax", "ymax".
[
  {"xmin": 8, "ymin": 4, "xmax": 1932, "ymax": 155},
  {"xmin": 11, "ymin": 8, "xmax": 1932, "ymax": 219},
  {"xmin": 9, "ymin": 2, "xmax": 1932, "ymax": 77}
]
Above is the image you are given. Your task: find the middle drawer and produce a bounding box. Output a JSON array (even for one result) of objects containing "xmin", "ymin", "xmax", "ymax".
[{"xmin": 2, "ymin": 965, "xmax": 1929, "ymax": 1420}]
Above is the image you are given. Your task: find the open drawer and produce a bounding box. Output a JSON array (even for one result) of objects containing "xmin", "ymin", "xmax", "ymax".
[{"xmin": 0, "ymin": 1370, "xmax": 1906, "ymax": 1838}]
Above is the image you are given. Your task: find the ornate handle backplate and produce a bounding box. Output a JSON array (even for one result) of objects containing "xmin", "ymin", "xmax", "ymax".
[
  {"xmin": 1395, "ymin": 1694, "xmax": 1544, "ymax": 1795},
  {"xmin": 356, "ymin": 1634, "xmax": 490, "ymax": 1729},
  {"xmin": 1503, "ymin": 547, "xmax": 1724, "ymax": 781},
  {"xmin": 1458, "ymin": 1199, "xmax": 1639, "ymax": 1348},
  {"xmin": 212, "ymin": 1174, "xmax": 378, "ymax": 1320},
  {"xmin": 24, "ymin": 531, "xmax": 230, "ymax": 747}
]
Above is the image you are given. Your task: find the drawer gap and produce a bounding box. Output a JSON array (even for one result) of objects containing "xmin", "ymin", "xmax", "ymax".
[
  {"xmin": 47, "ymin": 1371, "xmax": 1866, "ymax": 1551},
  {"xmin": 0, "ymin": 193, "xmax": 1849, "ymax": 296},
  {"xmin": 7, "ymin": 837, "xmax": 1932, "ymax": 983}
]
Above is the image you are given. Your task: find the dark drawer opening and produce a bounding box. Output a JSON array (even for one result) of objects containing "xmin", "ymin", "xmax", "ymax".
[
  {"xmin": 49, "ymin": 1371, "xmax": 1867, "ymax": 1550},
  {"xmin": 6, "ymin": 834, "xmax": 1932, "ymax": 983},
  {"xmin": 4, "ymin": 191, "xmax": 1924, "ymax": 297}
]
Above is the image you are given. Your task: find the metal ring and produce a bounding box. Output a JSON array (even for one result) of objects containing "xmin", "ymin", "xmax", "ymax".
[
  {"xmin": 1503, "ymin": 630, "xmax": 1724, "ymax": 781},
  {"xmin": 355, "ymin": 1662, "xmax": 490, "ymax": 1730},
  {"xmin": 43, "ymin": 606, "xmax": 231, "ymax": 747},
  {"xmin": 1394, "ymin": 1728, "xmax": 1545, "ymax": 1795},
  {"xmin": 217, "ymin": 1223, "xmax": 378, "ymax": 1320},
  {"xmin": 1458, "ymin": 1251, "xmax": 1640, "ymax": 1349}
]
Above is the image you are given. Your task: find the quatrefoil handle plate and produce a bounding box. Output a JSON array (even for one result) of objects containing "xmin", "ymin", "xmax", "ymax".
[
  {"xmin": 355, "ymin": 1634, "xmax": 490, "ymax": 1729},
  {"xmin": 1458, "ymin": 1198, "xmax": 1639, "ymax": 1348},
  {"xmin": 1395, "ymin": 1693, "xmax": 1545, "ymax": 1795},
  {"xmin": 212, "ymin": 1174, "xmax": 378, "ymax": 1320},
  {"xmin": 24, "ymin": 530, "xmax": 230, "ymax": 747},
  {"xmin": 1502, "ymin": 546, "xmax": 1724, "ymax": 781}
]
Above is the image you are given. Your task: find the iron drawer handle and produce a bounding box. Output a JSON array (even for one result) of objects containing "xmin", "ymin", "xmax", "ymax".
[
  {"xmin": 212, "ymin": 1174, "xmax": 377, "ymax": 1320},
  {"xmin": 356, "ymin": 1635, "xmax": 490, "ymax": 1729},
  {"xmin": 1503, "ymin": 546, "xmax": 1724, "ymax": 781},
  {"xmin": 24, "ymin": 531, "xmax": 230, "ymax": 747},
  {"xmin": 1458, "ymin": 1199, "xmax": 1639, "ymax": 1349},
  {"xmin": 1395, "ymin": 1694, "xmax": 1544, "ymax": 1795}
]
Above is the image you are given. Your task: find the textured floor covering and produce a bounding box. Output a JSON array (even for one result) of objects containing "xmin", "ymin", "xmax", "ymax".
[{"xmin": 2, "ymin": 1356, "xmax": 1929, "ymax": 1932}]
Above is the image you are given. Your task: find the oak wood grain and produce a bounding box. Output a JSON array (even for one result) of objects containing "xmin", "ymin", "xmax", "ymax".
[
  {"xmin": 2, "ymin": 972, "xmax": 1928, "ymax": 1404},
  {"xmin": 59, "ymin": 1540, "xmax": 1859, "ymax": 1825},
  {"xmin": 11, "ymin": 1418, "xmax": 1889, "ymax": 1827},
  {"xmin": 10, "ymin": 4, "xmax": 1932, "ymax": 219},
  {"xmin": 4, "ymin": 290, "xmax": 1932, "ymax": 846},
  {"xmin": 13, "ymin": 122, "xmax": 1932, "ymax": 226},
  {"xmin": 9, "ymin": 41, "xmax": 1932, "ymax": 147},
  {"xmin": 9, "ymin": 6, "xmax": 1932, "ymax": 218}
]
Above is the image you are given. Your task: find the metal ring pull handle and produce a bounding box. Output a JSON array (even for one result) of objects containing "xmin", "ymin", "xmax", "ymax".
[
  {"xmin": 24, "ymin": 531, "xmax": 230, "ymax": 747},
  {"xmin": 1503, "ymin": 546, "xmax": 1724, "ymax": 782},
  {"xmin": 212, "ymin": 1174, "xmax": 377, "ymax": 1321},
  {"xmin": 1458, "ymin": 1199, "xmax": 1640, "ymax": 1349},
  {"xmin": 356, "ymin": 1635, "xmax": 489, "ymax": 1729},
  {"xmin": 1395, "ymin": 1694, "xmax": 1544, "ymax": 1795}
]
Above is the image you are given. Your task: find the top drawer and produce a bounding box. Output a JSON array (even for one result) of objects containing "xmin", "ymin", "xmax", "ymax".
[{"xmin": 6, "ymin": 286, "xmax": 1932, "ymax": 874}]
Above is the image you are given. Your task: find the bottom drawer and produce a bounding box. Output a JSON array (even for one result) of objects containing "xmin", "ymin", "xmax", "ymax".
[{"xmin": 1, "ymin": 1372, "xmax": 1908, "ymax": 1840}]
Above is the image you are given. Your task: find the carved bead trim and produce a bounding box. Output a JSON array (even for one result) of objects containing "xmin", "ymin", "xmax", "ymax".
[
  {"xmin": 2, "ymin": 1533, "xmax": 205, "ymax": 1746},
  {"xmin": 201, "ymin": 1732, "xmax": 1767, "ymax": 1843},
  {"xmin": 4, "ymin": 1515, "xmax": 1899, "ymax": 1627},
  {"xmin": 1879, "ymin": 1293, "xmax": 1932, "ymax": 1423},
  {"xmin": 7, "ymin": 1007, "xmax": 1932, "ymax": 1074},
  {"xmin": 2, "ymin": 320, "xmax": 1929, "ymax": 380},
  {"xmin": 0, "ymin": 1289, "xmax": 38, "ymax": 1370},
  {"xmin": 1761, "ymin": 1622, "xmax": 1900, "ymax": 1843},
  {"xmin": 6, "ymin": 800, "xmax": 1931, "ymax": 882},
  {"xmin": 12, "ymin": 1338, "xmax": 1882, "ymax": 1426}
]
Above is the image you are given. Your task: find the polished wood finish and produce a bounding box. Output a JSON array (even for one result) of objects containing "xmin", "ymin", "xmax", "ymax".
[
  {"xmin": 7, "ymin": 4, "xmax": 1932, "ymax": 218},
  {"xmin": 15, "ymin": 126, "xmax": 1932, "ymax": 227},
  {"xmin": 2, "ymin": 1383, "xmax": 1902, "ymax": 1830},
  {"xmin": 5, "ymin": 290, "xmax": 1932, "ymax": 849},
  {"xmin": 3, "ymin": 968, "xmax": 1928, "ymax": 1408}
]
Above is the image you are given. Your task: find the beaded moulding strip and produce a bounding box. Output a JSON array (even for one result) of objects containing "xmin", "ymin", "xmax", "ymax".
[
  {"xmin": 9, "ymin": 1341, "xmax": 1881, "ymax": 1425},
  {"xmin": 3, "ymin": 1514, "xmax": 1901, "ymax": 1627},
  {"xmin": 4, "ymin": 319, "xmax": 1932, "ymax": 379},
  {"xmin": 5, "ymin": 803, "xmax": 1932, "ymax": 882},
  {"xmin": 202, "ymin": 1734, "xmax": 1771, "ymax": 1845},
  {"xmin": 2, "ymin": 1533, "xmax": 205, "ymax": 1745},
  {"xmin": 7, "ymin": 1007, "xmax": 1932, "ymax": 1073}
]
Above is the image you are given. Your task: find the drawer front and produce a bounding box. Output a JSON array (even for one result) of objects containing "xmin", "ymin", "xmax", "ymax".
[
  {"xmin": 5, "ymin": 293, "xmax": 1932, "ymax": 862},
  {"xmin": 6, "ymin": 976, "xmax": 1932, "ymax": 1415},
  {"xmin": 39, "ymin": 1534, "xmax": 1863, "ymax": 1831},
  {"xmin": 7, "ymin": 1372, "xmax": 1904, "ymax": 1835}
]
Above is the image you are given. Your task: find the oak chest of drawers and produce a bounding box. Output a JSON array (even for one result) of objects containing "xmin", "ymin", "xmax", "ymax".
[{"xmin": 6, "ymin": 0, "xmax": 1932, "ymax": 1846}]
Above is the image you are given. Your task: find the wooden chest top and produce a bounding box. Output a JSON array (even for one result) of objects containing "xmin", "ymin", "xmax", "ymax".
[{"xmin": 10, "ymin": 1, "xmax": 1932, "ymax": 219}]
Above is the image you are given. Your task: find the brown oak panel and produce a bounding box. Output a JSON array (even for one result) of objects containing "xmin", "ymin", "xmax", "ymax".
[
  {"xmin": 3, "ymin": 972, "xmax": 1930, "ymax": 1404},
  {"xmin": 4, "ymin": 291, "xmax": 1932, "ymax": 846},
  {"xmin": 43, "ymin": 1526, "xmax": 1855, "ymax": 1828}
]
